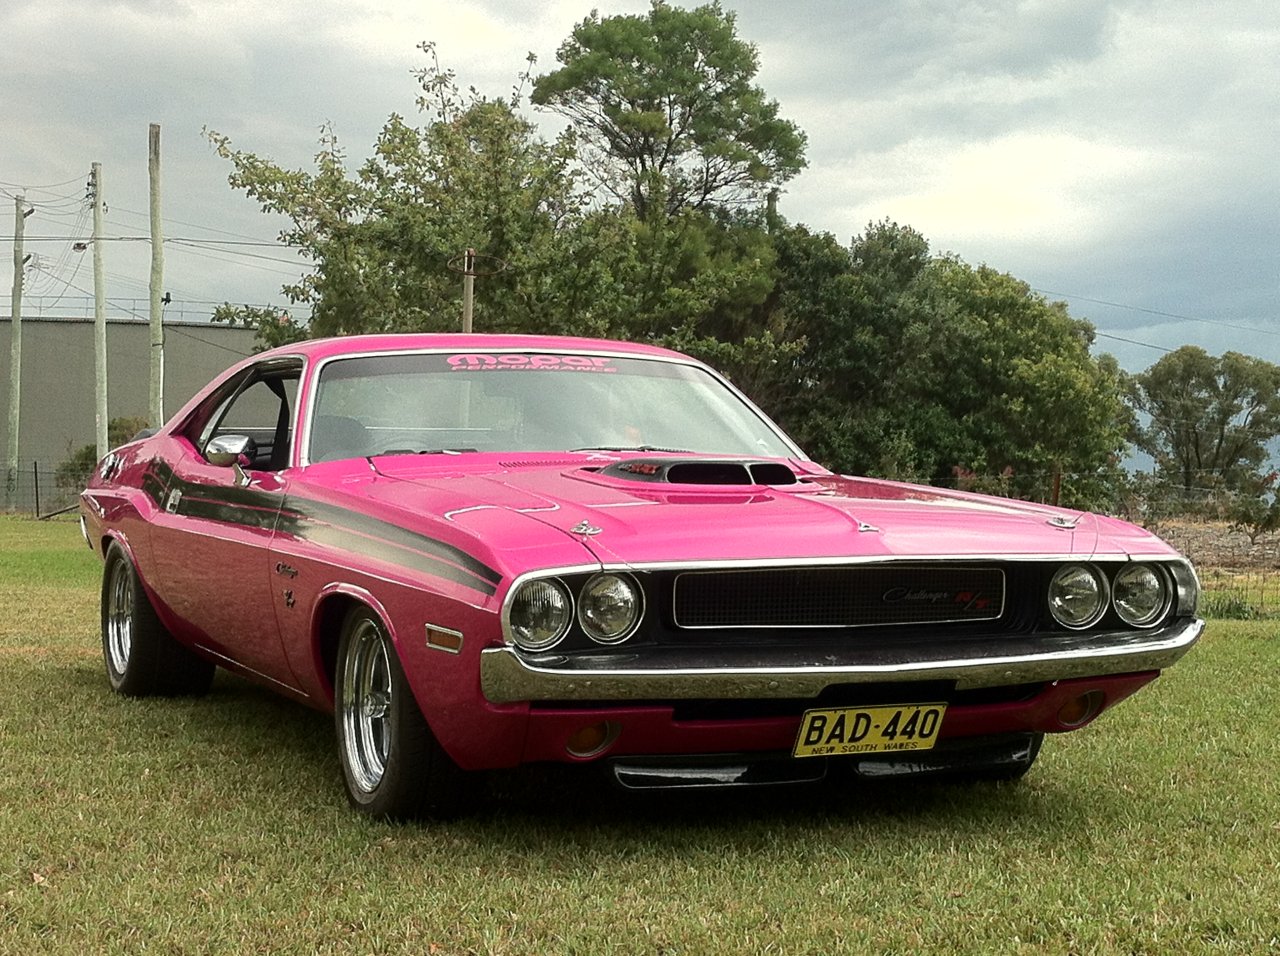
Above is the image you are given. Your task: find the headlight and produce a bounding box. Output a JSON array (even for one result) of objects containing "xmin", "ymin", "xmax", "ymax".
[
  {"xmin": 1112, "ymin": 563, "xmax": 1171, "ymax": 627},
  {"xmin": 1048, "ymin": 564, "xmax": 1108, "ymax": 629},
  {"xmin": 508, "ymin": 579, "xmax": 572, "ymax": 651},
  {"xmin": 578, "ymin": 573, "xmax": 643, "ymax": 644}
]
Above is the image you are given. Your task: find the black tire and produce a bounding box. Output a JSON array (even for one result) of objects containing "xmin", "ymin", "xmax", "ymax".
[
  {"xmin": 101, "ymin": 542, "xmax": 216, "ymax": 697},
  {"xmin": 333, "ymin": 606, "xmax": 472, "ymax": 819}
]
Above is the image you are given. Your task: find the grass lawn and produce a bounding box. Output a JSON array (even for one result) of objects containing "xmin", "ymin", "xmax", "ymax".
[{"xmin": 1, "ymin": 516, "xmax": 1278, "ymax": 954}]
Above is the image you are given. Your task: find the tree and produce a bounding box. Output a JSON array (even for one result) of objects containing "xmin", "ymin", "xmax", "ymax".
[
  {"xmin": 208, "ymin": 44, "xmax": 590, "ymax": 341},
  {"xmin": 1129, "ymin": 346, "xmax": 1280, "ymax": 495},
  {"xmin": 768, "ymin": 221, "xmax": 941, "ymax": 479},
  {"xmin": 914, "ymin": 258, "xmax": 1130, "ymax": 503},
  {"xmin": 206, "ymin": 42, "xmax": 1133, "ymax": 510},
  {"xmin": 211, "ymin": 303, "xmax": 307, "ymax": 351},
  {"xmin": 56, "ymin": 416, "xmax": 151, "ymax": 493},
  {"xmin": 1226, "ymin": 470, "xmax": 1280, "ymax": 544},
  {"xmin": 531, "ymin": 1, "xmax": 806, "ymax": 219},
  {"xmin": 768, "ymin": 223, "xmax": 1129, "ymax": 503}
]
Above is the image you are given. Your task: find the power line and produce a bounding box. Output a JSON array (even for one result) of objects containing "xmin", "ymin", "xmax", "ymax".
[
  {"xmin": 163, "ymin": 243, "xmax": 309, "ymax": 278},
  {"xmin": 166, "ymin": 238, "xmax": 306, "ymax": 263},
  {"xmin": 1039, "ymin": 288, "xmax": 1278, "ymax": 338},
  {"xmin": 0, "ymin": 175, "xmax": 85, "ymax": 192},
  {"xmin": 0, "ymin": 235, "xmax": 301, "ymax": 247},
  {"xmin": 164, "ymin": 324, "xmax": 255, "ymax": 358},
  {"xmin": 108, "ymin": 204, "xmax": 290, "ymax": 245},
  {"xmin": 1094, "ymin": 331, "xmax": 1174, "ymax": 353},
  {"xmin": 27, "ymin": 275, "xmax": 295, "ymax": 326}
]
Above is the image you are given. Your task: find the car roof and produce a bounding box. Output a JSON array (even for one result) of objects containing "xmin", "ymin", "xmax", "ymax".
[{"xmin": 255, "ymin": 333, "xmax": 690, "ymax": 364}]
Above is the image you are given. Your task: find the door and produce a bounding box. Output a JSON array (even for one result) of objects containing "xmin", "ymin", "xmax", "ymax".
[{"xmin": 147, "ymin": 360, "xmax": 302, "ymax": 690}]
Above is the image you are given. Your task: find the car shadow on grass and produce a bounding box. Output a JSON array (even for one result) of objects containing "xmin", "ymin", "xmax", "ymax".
[{"xmin": 67, "ymin": 662, "xmax": 1109, "ymax": 843}]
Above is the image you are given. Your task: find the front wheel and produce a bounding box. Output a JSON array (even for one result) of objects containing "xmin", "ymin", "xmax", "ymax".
[
  {"xmin": 334, "ymin": 607, "xmax": 471, "ymax": 819},
  {"xmin": 101, "ymin": 542, "xmax": 215, "ymax": 697}
]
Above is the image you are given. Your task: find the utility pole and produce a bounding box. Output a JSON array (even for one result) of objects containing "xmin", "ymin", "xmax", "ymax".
[
  {"xmin": 5, "ymin": 195, "xmax": 32, "ymax": 510},
  {"xmin": 91, "ymin": 162, "xmax": 108, "ymax": 458},
  {"xmin": 461, "ymin": 247, "xmax": 476, "ymax": 333},
  {"xmin": 148, "ymin": 124, "xmax": 165, "ymax": 427}
]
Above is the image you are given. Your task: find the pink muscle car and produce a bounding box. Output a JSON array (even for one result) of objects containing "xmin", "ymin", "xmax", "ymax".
[{"xmin": 80, "ymin": 334, "xmax": 1202, "ymax": 818}]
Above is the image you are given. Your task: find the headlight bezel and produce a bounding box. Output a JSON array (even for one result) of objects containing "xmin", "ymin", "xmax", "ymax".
[
  {"xmin": 1112, "ymin": 562, "xmax": 1174, "ymax": 628},
  {"xmin": 1047, "ymin": 562, "xmax": 1110, "ymax": 630},
  {"xmin": 577, "ymin": 572, "xmax": 645, "ymax": 645},
  {"xmin": 506, "ymin": 577, "xmax": 574, "ymax": 652},
  {"xmin": 502, "ymin": 569, "xmax": 649, "ymax": 652}
]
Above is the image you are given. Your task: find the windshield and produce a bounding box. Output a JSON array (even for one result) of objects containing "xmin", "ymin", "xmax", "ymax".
[{"xmin": 307, "ymin": 350, "xmax": 798, "ymax": 463}]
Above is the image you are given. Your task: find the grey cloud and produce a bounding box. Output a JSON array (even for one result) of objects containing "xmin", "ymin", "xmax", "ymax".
[{"xmin": 2, "ymin": 0, "xmax": 1276, "ymax": 373}]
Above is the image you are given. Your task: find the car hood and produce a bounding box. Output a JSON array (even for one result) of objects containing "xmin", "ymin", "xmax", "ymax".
[{"xmin": 348, "ymin": 454, "xmax": 1174, "ymax": 569}]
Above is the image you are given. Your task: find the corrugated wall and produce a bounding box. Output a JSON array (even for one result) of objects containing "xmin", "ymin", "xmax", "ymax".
[{"xmin": 1, "ymin": 317, "xmax": 258, "ymax": 513}]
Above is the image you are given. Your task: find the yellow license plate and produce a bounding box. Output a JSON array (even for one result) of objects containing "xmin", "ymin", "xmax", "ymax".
[{"xmin": 793, "ymin": 703, "xmax": 947, "ymax": 758}]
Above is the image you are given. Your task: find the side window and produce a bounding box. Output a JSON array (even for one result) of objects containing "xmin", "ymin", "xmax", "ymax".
[{"xmin": 199, "ymin": 369, "xmax": 300, "ymax": 471}]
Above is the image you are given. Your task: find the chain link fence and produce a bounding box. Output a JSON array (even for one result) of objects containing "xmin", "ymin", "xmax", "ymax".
[
  {"xmin": 1155, "ymin": 520, "xmax": 1280, "ymax": 619},
  {"xmin": 2, "ymin": 460, "xmax": 83, "ymax": 518}
]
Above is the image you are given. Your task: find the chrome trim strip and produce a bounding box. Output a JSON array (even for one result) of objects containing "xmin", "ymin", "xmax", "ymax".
[
  {"xmin": 193, "ymin": 645, "xmax": 309, "ymax": 696},
  {"xmin": 515, "ymin": 553, "xmax": 1191, "ymax": 577},
  {"xmin": 479, "ymin": 619, "xmax": 1203, "ymax": 703},
  {"xmin": 670, "ymin": 564, "xmax": 1007, "ymax": 630},
  {"xmin": 612, "ymin": 759, "xmax": 827, "ymax": 789}
]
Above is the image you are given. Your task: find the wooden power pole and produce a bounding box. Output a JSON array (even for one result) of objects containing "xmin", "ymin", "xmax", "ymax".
[
  {"xmin": 148, "ymin": 124, "xmax": 165, "ymax": 427},
  {"xmin": 461, "ymin": 248, "xmax": 476, "ymax": 333},
  {"xmin": 91, "ymin": 162, "xmax": 108, "ymax": 458},
  {"xmin": 5, "ymin": 195, "xmax": 32, "ymax": 510}
]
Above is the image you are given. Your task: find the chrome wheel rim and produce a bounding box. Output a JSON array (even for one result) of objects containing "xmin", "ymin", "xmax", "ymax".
[
  {"xmin": 105, "ymin": 559, "xmax": 133, "ymax": 677},
  {"xmin": 340, "ymin": 619, "xmax": 393, "ymax": 794}
]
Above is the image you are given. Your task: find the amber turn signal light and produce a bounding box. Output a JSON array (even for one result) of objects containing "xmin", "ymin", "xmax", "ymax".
[
  {"xmin": 1057, "ymin": 690, "xmax": 1105, "ymax": 728},
  {"xmin": 565, "ymin": 721, "xmax": 619, "ymax": 758}
]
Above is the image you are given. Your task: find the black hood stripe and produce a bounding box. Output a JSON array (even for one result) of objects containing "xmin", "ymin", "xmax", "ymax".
[
  {"xmin": 283, "ymin": 497, "xmax": 503, "ymax": 585},
  {"xmin": 280, "ymin": 519, "xmax": 495, "ymax": 595},
  {"xmin": 143, "ymin": 459, "xmax": 500, "ymax": 596}
]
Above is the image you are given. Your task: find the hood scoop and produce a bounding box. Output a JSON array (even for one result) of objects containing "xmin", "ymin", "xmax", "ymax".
[{"xmin": 597, "ymin": 458, "xmax": 798, "ymax": 486}]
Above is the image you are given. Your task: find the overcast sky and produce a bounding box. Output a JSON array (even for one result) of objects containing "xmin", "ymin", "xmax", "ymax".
[{"xmin": 1, "ymin": 0, "xmax": 1276, "ymax": 373}]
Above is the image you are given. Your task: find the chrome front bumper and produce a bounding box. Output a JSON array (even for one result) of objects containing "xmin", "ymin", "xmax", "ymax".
[{"xmin": 479, "ymin": 619, "xmax": 1204, "ymax": 703}]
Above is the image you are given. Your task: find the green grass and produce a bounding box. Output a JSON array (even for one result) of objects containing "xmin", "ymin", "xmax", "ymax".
[{"xmin": 2, "ymin": 515, "xmax": 1278, "ymax": 954}]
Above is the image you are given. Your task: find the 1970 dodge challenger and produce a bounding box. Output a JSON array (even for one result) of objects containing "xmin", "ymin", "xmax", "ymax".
[{"xmin": 80, "ymin": 333, "xmax": 1203, "ymax": 817}]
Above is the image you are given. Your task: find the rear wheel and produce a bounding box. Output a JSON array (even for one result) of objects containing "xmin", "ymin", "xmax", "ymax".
[
  {"xmin": 334, "ymin": 607, "xmax": 471, "ymax": 819},
  {"xmin": 101, "ymin": 542, "xmax": 215, "ymax": 697}
]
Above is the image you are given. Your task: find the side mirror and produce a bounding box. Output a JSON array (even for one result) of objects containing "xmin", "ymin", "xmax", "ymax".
[{"xmin": 206, "ymin": 434, "xmax": 257, "ymax": 468}]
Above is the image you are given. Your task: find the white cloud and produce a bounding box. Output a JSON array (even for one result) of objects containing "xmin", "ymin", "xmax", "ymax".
[{"xmin": 829, "ymin": 132, "xmax": 1160, "ymax": 247}]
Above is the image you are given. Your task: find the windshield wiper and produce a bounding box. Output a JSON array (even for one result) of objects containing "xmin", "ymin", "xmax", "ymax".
[
  {"xmin": 372, "ymin": 448, "xmax": 478, "ymax": 457},
  {"xmin": 571, "ymin": 445, "xmax": 691, "ymax": 454}
]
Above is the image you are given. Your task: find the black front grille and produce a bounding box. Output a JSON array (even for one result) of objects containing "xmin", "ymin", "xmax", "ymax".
[{"xmin": 672, "ymin": 565, "xmax": 1005, "ymax": 629}]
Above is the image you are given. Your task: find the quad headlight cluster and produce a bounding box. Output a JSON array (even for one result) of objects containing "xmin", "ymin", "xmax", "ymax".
[
  {"xmin": 508, "ymin": 561, "xmax": 1188, "ymax": 649},
  {"xmin": 1047, "ymin": 562, "xmax": 1179, "ymax": 630},
  {"xmin": 507, "ymin": 572, "xmax": 645, "ymax": 651}
]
